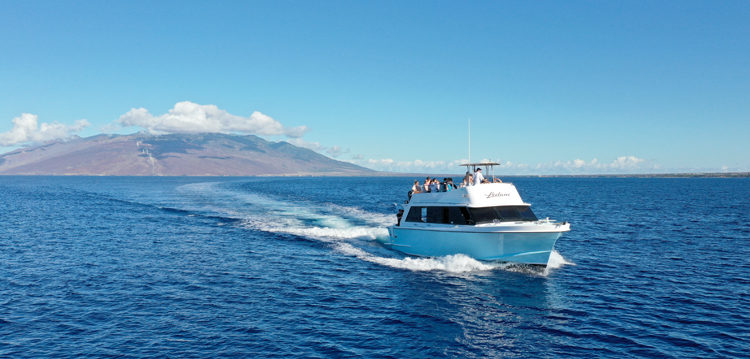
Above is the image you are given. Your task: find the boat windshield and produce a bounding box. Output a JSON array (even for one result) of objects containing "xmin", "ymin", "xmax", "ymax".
[
  {"xmin": 405, "ymin": 205, "xmax": 538, "ymax": 225},
  {"xmin": 468, "ymin": 206, "xmax": 538, "ymax": 224}
]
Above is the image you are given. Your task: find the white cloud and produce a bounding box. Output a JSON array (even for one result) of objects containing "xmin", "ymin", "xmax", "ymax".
[
  {"xmin": 350, "ymin": 155, "xmax": 655, "ymax": 174},
  {"xmin": 610, "ymin": 155, "xmax": 645, "ymax": 168},
  {"xmin": 550, "ymin": 156, "xmax": 647, "ymax": 172},
  {"xmin": 360, "ymin": 157, "xmax": 533, "ymax": 173},
  {"xmin": 118, "ymin": 101, "xmax": 308, "ymax": 138},
  {"xmin": 325, "ymin": 145, "xmax": 348, "ymax": 158},
  {"xmin": 368, "ymin": 158, "xmax": 395, "ymax": 166},
  {"xmin": 0, "ymin": 113, "xmax": 90, "ymax": 146},
  {"xmin": 286, "ymin": 138, "xmax": 322, "ymax": 151},
  {"xmin": 352, "ymin": 157, "xmax": 524, "ymax": 173},
  {"xmin": 354, "ymin": 158, "xmax": 467, "ymax": 172},
  {"xmin": 286, "ymin": 138, "xmax": 350, "ymax": 158}
]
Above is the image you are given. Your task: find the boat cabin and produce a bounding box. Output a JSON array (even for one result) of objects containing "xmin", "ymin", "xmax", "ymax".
[{"xmin": 398, "ymin": 182, "xmax": 537, "ymax": 226}]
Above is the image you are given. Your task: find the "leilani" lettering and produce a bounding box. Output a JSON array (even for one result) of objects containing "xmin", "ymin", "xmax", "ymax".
[{"xmin": 485, "ymin": 192, "xmax": 510, "ymax": 199}]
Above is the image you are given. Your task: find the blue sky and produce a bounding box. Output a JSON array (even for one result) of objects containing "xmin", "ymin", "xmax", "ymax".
[{"xmin": 1, "ymin": 0, "xmax": 748, "ymax": 174}]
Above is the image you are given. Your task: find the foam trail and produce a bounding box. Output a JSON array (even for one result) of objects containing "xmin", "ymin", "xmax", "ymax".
[
  {"xmin": 177, "ymin": 182, "xmax": 393, "ymax": 241},
  {"xmin": 335, "ymin": 243, "xmax": 504, "ymax": 273},
  {"xmin": 246, "ymin": 218, "xmax": 388, "ymax": 242},
  {"xmin": 325, "ymin": 203, "xmax": 396, "ymax": 227},
  {"xmin": 179, "ymin": 182, "xmax": 396, "ymax": 228}
]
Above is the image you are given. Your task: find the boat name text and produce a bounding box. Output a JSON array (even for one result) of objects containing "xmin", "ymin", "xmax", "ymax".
[{"xmin": 485, "ymin": 192, "xmax": 510, "ymax": 199}]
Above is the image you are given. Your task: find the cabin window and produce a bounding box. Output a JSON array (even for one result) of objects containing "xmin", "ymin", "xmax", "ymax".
[
  {"xmin": 405, "ymin": 206, "xmax": 472, "ymax": 224},
  {"xmin": 468, "ymin": 206, "xmax": 538, "ymax": 224},
  {"xmin": 497, "ymin": 206, "xmax": 537, "ymax": 221},
  {"xmin": 406, "ymin": 206, "xmax": 535, "ymax": 224},
  {"xmin": 426, "ymin": 207, "xmax": 447, "ymax": 224},
  {"xmin": 448, "ymin": 207, "xmax": 472, "ymax": 225},
  {"xmin": 405, "ymin": 207, "xmax": 424, "ymax": 222},
  {"xmin": 468, "ymin": 207, "xmax": 498, "ymax": 224}
]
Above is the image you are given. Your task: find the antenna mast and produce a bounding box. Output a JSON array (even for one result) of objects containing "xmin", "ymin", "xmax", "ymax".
[{"xmin": 468, "ymin": 118, "xmax": 471, "ymax": 164}]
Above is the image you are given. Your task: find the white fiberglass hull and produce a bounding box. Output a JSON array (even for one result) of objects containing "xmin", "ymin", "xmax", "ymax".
[{"xmin": 385, "ymin": 222, "xmax": 569, "ymax": 265}]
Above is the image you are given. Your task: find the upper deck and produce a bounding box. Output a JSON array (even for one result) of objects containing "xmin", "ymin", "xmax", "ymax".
[{"xmin": 408, "ymin": 182, "xmax": 528, "ymax": 207}]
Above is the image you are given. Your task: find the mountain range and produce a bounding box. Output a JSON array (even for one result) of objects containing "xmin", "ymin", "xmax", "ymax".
[{"xmin": 0, "ymin": 133, "xmax": 374, "ymax": 176}]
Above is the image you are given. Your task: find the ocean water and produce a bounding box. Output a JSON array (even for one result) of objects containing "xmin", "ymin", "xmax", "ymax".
[{"xmin": 1, "ymin": 176, "xmax": 748, "ymax": 358}]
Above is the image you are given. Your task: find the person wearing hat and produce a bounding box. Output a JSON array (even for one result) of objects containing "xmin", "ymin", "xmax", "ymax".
[{"xmin": 474, "ymin": 167, "xmax": 485, "ymax": 185}]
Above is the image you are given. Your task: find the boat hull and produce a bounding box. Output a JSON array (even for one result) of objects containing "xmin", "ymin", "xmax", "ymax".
[{"xmin": 386, "ymin": 226, "xmax": 565, "ymax": 265}]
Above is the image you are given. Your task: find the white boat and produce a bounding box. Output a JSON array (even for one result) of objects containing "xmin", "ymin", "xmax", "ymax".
[{"xmin": 383, "ymin": 163, "xmax": 570, "ymax": 265}]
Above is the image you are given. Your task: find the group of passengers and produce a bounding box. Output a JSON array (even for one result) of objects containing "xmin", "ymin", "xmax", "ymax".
[
  {"xmin": 409, "ymin": 168, "xmax": 502, "ymax": 198},
  {"xmin": 412, "ymin": 177, "xmax": 457, "ymax": 194}
]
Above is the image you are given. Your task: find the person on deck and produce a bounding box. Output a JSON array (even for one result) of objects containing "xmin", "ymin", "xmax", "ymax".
[
  {"xmin": 462, "ymin": 172, "xmax": 472, "ymax": 187},
  {"xmin": 429, "ymin": 178, "xmax": 439, "ymax": 193},
  {"xmin": 474, "ymin": 168, "xmax": 485, "ymax": 185},
  {"xmin": 412, "ymin": 180, "xmax": 422, "ymax": 194}
]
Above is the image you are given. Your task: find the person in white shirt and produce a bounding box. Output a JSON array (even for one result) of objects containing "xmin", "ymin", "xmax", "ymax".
[
  {"xmin": 411, "ymin": 180, "xmax": 422, "ymax": 194},
  {"xmin": 474, "ymin": 168, "xmax": 485, "ymax": 185}
]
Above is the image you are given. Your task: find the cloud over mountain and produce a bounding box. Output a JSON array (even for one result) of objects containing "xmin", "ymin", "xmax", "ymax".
[
  {"xmin": 0, "ymin": 113, "xmax": 90, "ymax": 146},
  {"xmin": 286, "ymin": 138, "xmax": 350, "ymax": 158},
  {"xmin": 118, "ymin": 101, "xmax": 308, "ymax": 138}
]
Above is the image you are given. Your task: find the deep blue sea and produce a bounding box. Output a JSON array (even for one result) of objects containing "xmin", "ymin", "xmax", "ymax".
[{"xmin": 1, "ymin": 176, "xmax": 748, "ymax": 358}]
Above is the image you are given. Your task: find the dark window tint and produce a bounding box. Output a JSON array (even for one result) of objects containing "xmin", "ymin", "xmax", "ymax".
[
  {"xmin": 405, "ymin": 206, "xmax": 471, "ymax": 224},
  {"xmin": 469, "ymin": 207, "xmax": 497, "ymax": 224},
  {"xmin": 448, "ymin": 207, "xmax": 471, "ymax": 225},
  {"xmin": 518, "ymin": 207, "xmax": 537, "ymax": 221},
  {"xmin": 405, "ymin": 207, "xmax": 423, "ymax": 222},
  {"xmin": 406, "ymin": 206, "xmax": 534, "ymax": 225},
  {"xmin": 468, "ymin": 206, "xmax": 538, "ymax": 224},
  {"xmin": 500, "ymin": 206, "xmax": 537, "ymax": 221},
  {"xmin": 426, "ymin": 207, "xmax": 448, "ymax": 224}
]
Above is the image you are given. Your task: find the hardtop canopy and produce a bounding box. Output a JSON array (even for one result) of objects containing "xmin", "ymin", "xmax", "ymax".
[
  {"xmin": 459, "ymin": 162, "xmax": 500, "ymax": 169},
  {"xmin": 459, "ymin": 162, "xmax": 501, "ymax": 181}
]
